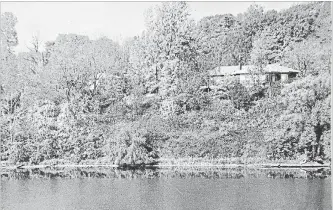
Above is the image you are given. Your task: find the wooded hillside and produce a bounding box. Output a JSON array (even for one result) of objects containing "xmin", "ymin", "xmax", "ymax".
[{"xmin": 0, "ymin": 2, "xmax": 331, "ymax": 165}]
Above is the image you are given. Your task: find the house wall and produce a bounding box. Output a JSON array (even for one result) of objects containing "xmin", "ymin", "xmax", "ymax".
[
  {"xmin": 259, "ymin": 75, "xmax": 266, "ymax": 83},
  {"xmin": 211, "ymin": 75, "xmax": 240, "ymax": 85},
  {"xmin": 211, "ymin": 72, "xmax": 297, "ymax": 87},
  {"xmin": 240, "ymin": 74, "xmax": 266, "ymax": 86},
  {"xmin": 239, "ymin": 75, "xmax": 249, "ymax": 85},
  {"xmin": 211, "ymin": 76, "xmax": 224, "ymax": 85},
  {"xmin": 281, "ymin": 74, "xmax": 288, "ymax": 82}
]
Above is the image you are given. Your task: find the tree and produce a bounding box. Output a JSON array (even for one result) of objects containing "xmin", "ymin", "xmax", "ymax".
[
  {"xmin": 250, "ymin": 27, "xmax": 282, "ymax": 67},
  {"xmin": 0, "ymin": 12, "xmax": 18, "ymax": 55},
  {"xmin": 0, "ymin": 12, "xmax": 21, "ymax": 155},
  {"xmin": 195, "ymin": 14, "xmax": 239, "ymax": 68},
  {"xmin": 265, "ymin": 73, "xmax": 331, "ymax": 160},
  {"xmin": 20, "ymin": 35, "xmax": 49, "ymax": 74},
  {"xmin": 127, "ymin": 34, "xmax": 157, "ymax": 95},
  {"xmin": 43, "ymin": 34, "xmax": 126, "ymax": 115},
  {"xmin": 234, "ymin": 4, "xmax": 266, "ymax": 64},
  {"xmin": 281, "ymin": 2, "xmax": 331, "ymax": 77},
  {"xmin": 274, "ymin": 2, "xmax": 320, "ymax": 44},
  {"xmin": 1, "ymin": 12, "xmax": 19, "ymax": 93},
  {"xmin": 282, "ymin": 39, "xmax": 330, "ymax": 77},
  {"xmin": 312, "ymin": 2, "xmax": 331, "ymax": 44},
  {"xmin": 144, "ymin": 2, "xmax": 201, "ymax": 98}
]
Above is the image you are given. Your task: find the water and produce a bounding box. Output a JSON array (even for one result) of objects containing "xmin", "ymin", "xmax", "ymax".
[{"xmin": 1, "ymin": 167, "xmax": 331, "ymax": 210}]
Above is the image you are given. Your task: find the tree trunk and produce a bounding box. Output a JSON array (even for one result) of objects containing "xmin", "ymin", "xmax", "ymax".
[{"xmin": 313, "ymin": 123, "xmax": 323, "ymax": 159}]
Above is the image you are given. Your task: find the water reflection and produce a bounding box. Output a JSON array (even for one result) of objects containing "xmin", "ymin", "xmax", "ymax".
[
  {"xmin": 0, "ymin": 166, "xmax": 331, "ymax": 180},
  {"xmin": 1, "ymin": 167, "xmax": 331, "ymax": 210}
]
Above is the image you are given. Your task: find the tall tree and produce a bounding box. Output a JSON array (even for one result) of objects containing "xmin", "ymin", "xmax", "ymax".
[
  {"xmin": 250, "ymin": 27, "xmax": 282, "ymax": 67},
  {"xmin": 0, "ymin": 12, "xmax": 18, "ymax": 55},
  {"xmin": 235, "ymin": 4, "xmax": 266, "ymax": 64},
  {"xmin": 143, "ymin": 2, "xmax": 200, "ymax": 98},
  {"xmin": 195, "ymin": 14, "xmax": 239, "ymax": 68}
]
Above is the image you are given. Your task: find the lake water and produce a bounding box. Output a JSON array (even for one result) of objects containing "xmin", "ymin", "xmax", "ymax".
[{"xmin": 1, "ymin": 167, "xmax": 331, "ymax": 210}]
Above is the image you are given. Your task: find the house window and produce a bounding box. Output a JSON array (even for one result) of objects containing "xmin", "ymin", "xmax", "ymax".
[
  {"xmin": 276, "ymin": 74, "xmax": 281, "ymax": 81},
  {"xmin": 289, "ymin": 73, "xmax": 297, "ymax": 78}
]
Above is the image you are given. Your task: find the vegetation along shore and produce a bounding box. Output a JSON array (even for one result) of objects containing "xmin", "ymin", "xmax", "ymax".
[{"xmin": 0, "ymin": 2, "xmax": 331, "ymax": 169}]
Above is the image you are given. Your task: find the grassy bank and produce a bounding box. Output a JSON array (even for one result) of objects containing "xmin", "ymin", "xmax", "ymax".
[
  {"xmin": 156, "ymin": 157, "xmax": 331, "ymax": 168},
  {"xmin": 1, "ymin": 164, "xmax": 331, "ymax": 181},
  {"xmin": 1, "ymin": 157, "xmax": 330, "ymax": 170}
]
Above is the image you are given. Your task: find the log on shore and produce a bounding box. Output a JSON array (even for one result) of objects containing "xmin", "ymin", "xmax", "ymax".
[
  {"xmin": 1, "ymin": 164, "xmax": 119, "ymax": 170},
  {"xmin": 260, "ymin": 163, "xmax": 330, "ymax": 168}
]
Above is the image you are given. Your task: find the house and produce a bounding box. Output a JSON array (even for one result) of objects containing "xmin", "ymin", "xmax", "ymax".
[{"xmin": 209, "ymin": 63, "xmax": 300, "ymax": 87}]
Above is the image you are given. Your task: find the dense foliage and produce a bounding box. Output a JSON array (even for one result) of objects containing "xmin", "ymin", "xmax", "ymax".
[{"xmin": 0, "ymin": 2, "xmax": 331, "ymax": 165}]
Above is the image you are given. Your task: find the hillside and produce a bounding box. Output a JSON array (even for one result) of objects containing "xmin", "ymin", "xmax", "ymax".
[{"xmin": 0, "ymin": 2, "xmax": 331, "ymax": 166}]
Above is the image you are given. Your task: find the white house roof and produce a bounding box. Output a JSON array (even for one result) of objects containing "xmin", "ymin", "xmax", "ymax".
[
  {"xmin": 209, "ymin": 64, "xmax": 300, "ymax": 76},
  {"xmin": 264, "ymin": 64, "xmax": 300, "ymax": 73},
  {"xmin": 209, "ymin": 65, "xmax": 240, "ymax": 76}
]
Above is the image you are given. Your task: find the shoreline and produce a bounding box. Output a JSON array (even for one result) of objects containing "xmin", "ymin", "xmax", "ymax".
[{"xmin": 1, "ymin": 162, "xmax": 330, "ymax": 170}]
